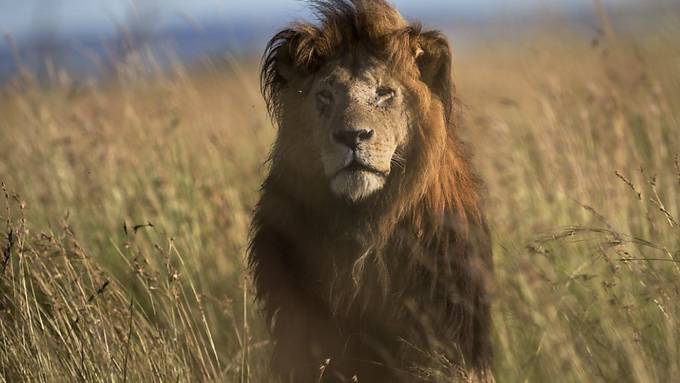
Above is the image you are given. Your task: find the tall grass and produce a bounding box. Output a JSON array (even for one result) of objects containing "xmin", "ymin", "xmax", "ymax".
[
  {"xmin": 0, "ymin": 185, "xmax": 222, "ymax": 382},
  {"xmin": 1, "ymin": 23, "xmax": 679, "ymax": 382},
  {"xmin": 458, "ymin": 37, "xmax": 680, "ymax": 382}
]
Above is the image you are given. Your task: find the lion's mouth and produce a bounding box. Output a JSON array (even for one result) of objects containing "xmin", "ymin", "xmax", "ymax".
[
  {"xmin": 329, "ymin": 158, "xmax": 389, "ymax": 201},
  {"xmin": 338, "ymin": 160, "xmax": 388, "ymax": 177}
]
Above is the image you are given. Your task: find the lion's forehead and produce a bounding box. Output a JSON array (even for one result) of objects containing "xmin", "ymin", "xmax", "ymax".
[{"xmin": 321, "ymin": 57, "xmax": 392, "ymax": 88}]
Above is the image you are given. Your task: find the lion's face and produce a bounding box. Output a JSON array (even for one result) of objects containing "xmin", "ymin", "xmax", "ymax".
[{"xmin": 306, "ymin": 55, "xmax": 410, "ymax": 202}]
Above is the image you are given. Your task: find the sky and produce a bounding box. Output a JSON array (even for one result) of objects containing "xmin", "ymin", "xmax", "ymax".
[{"xmin": 0, "ymin": 0, "xmax": 632, "ymax": 40}]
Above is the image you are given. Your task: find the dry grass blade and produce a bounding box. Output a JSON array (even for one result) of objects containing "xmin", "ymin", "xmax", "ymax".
[
  {"xmin": 615, "ymin": 170, "xmax": 642, "ymax": 200},
  {"xmin": 648, "ymin": 176, "xmax": 678, "ymax": 228},
  {"xmin": 675, "ymin": 154, "xmax": 680, "ymax": 186},
  {"xmin": 122, "ymin": 296, "xmax": 134, "ymax": 383},
  {"xmin": 1, "ymin": 229, "xmax": 12, "ymax": 273}
]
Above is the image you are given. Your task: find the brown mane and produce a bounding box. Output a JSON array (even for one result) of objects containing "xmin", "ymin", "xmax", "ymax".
[{"xmin": 251, "ymin": 1, "xmax": 493, "ymax": 381}]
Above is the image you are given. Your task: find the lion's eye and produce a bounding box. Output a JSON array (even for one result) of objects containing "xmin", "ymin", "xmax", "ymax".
[
  {"xmin": 316, "ymin": 90, "xmax": 333, "ymax": 107},
  {"xmin": 376, "ymin": 87, "xmax": 395, "ymax": 106}
]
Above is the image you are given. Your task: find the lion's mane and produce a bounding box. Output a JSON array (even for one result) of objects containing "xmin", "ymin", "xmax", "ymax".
[{"xmin": 249, "ymin": 1, "xmax": 493, "ymax": 381}]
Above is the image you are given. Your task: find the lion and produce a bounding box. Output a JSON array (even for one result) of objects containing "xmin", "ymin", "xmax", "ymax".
[{"xmin": 248, "ymin": 1, "xmax": 494, "ymax": 382}]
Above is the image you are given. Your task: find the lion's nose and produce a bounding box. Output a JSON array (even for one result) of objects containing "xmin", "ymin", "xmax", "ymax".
[{"xmin": 333, "ymin": 129, "xmax": 374, "ymax": 150}]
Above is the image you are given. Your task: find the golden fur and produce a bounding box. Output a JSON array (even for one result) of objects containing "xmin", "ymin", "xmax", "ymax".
[{"xmin": 250, "ymin": 1, "xmax": 494, "ymax": 381}]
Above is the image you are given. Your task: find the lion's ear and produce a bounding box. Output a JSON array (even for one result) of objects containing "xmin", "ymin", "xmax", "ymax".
[
  {"xmin": 263, "ymin": 26, "xmax": 322, "ymax": 85},
  {"xmin": 263, "ymin": 29, "xmax": 302, "ymax": 85},
  {"xmin": 271, "ymin": 44, "xmax": 297, "ymax": 84},
  {"xmin": 262, "ymin": 27, "xmax": 320, "ymax": 117},
  {"xmin": 416, "ymin": 31, "xmax": 453, "ymax": 115}
]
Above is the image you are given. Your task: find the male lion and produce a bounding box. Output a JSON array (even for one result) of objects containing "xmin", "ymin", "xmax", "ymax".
[{"xmin": 249, "ymin": 1, "xmax": 494, "ymax": 381}]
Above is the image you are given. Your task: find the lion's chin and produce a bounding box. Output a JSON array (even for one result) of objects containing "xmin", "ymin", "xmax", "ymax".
[{"xmin": 330, "ymin": 170, "xmax": 385, "ymax": 202}]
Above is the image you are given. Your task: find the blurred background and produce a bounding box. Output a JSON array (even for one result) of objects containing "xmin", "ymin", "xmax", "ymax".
[
  {"xmin": 1, "ymin": 1, "xmax": 679, "ymax": 382},
  {"xmin": 1, "ymin": 0, "xmax": 677, "ymax": 83}
]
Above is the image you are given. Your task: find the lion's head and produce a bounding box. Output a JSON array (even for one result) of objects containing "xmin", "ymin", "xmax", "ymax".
[{"xmin": 261, "ymin": 0, "xmax": 465, "ymax": 209}]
